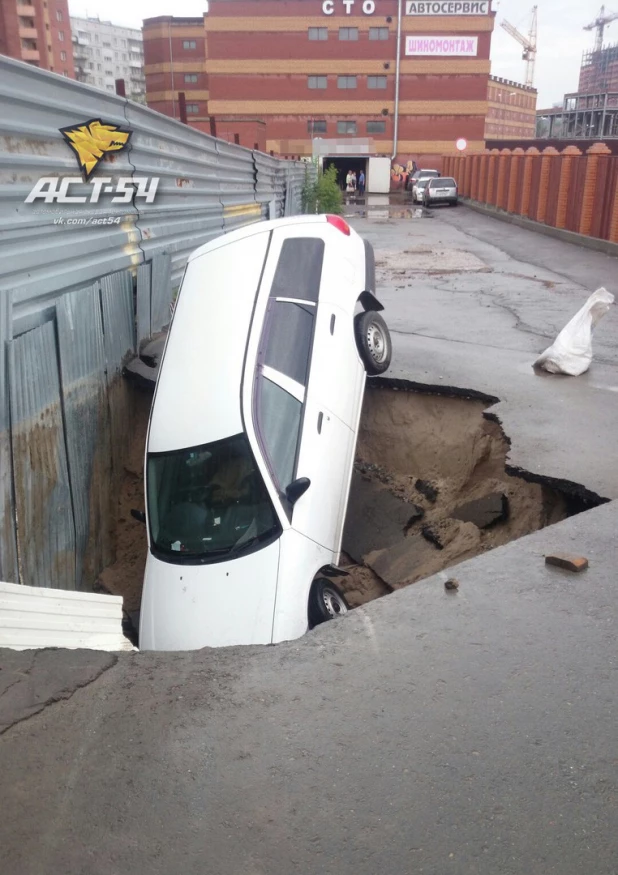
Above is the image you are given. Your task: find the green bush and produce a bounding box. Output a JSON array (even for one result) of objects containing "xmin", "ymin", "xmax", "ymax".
[{"xmin": 302, "ymin": 164, "xmax": 343, "ymax": 215}]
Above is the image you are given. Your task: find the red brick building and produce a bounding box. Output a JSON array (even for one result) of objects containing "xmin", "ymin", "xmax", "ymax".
[
  {"xmin": 0, "ymin": 0, "xmax": 75, "ymax": 77},
  {"xmin": 485, "ymin": 76, "xmax": 537, "ymax": 140},
  {"xmin": 205, "ymin": 0, "xmax": 495, "ymax": 167},
  {"xmin": 143, "ymin": 17, "xmax": 209, "ymax": 126}
]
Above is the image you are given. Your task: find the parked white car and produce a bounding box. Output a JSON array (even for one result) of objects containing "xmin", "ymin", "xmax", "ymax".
[
  {"xmin": 411, "ymin": 169, "xmax": 441, "ymax": 203},
  {"xmin": 139, "ymin": 215, "xmax": 392, "ymax": 650}
]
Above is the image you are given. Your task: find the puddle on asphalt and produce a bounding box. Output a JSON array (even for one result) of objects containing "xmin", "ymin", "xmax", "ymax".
[{"xmin": 347, "ymin": 207, "xmax": 429, "ymax": 220}]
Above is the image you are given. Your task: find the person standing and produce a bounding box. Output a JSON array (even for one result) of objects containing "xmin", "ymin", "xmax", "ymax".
[
  {"xmin": 346, "ymin": 170, "xmax": 355, "ymax": 194},
  {"xmin": 358, "ymin": 169, "xmax": 366, "ymax": 195}
]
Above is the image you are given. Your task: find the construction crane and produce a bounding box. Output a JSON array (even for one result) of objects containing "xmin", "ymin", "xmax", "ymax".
[
  {"xmin": 584, "ymin": 6, "xmax": 618, "ymax": 52},
  {"xmin": 500, "ymin": 6, "xmax": 538, "ymax": 88}
]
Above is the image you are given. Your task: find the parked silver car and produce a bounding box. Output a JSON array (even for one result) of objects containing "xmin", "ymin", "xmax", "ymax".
[{"xmin": 422, "ymin": 177, "xmax": 458, "ymax": 208}]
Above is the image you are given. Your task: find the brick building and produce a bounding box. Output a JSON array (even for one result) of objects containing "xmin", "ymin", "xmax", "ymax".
[
  {"xmin": 484, "ymin": 76, "xmax": 537, "ymax": 140},
  {"xmin": 143, "ymin": 17, "xmax": 209, "ymax": 126},
  {"xmin": 0, "ymin": 0, "xmax": 74, "ymax": 77},
  {"xmin": 205, "ymin": 0, "xmax": 495, "ymax": 169}
]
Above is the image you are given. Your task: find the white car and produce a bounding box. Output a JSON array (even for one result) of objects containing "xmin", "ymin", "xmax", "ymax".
[
  {"xmin": 411, "ymin": 169, "xmax": 440, "ymax": 203},
  {"xmin": 139, "ymin": 215, "xmax": 392, "ymax": 650}
]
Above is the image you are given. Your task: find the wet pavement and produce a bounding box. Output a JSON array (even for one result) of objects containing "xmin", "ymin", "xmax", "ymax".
[
  {"xmin": 351, "ymin": 202, "xmax": 618, "ymax": 500},
  {"xmin": 1, "ymin": 204, "xmax": 618, "ymax": 875}
]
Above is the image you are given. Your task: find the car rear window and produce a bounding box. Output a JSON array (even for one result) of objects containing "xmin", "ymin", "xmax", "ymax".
[
  {"xmin": 432, "ymin": 177, "xmax": 456, "ymax": 187},
  {"xmin": 270, "ymin": 238, "xmax": 324, "ymax": 301},
  {"xmin": 262, "ymin": 300, "xmax": 314, "ymax": 386}
]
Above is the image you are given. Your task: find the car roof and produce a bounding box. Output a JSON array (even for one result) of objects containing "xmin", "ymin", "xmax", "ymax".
[{"xmin": 188, "ymin": 214, "xmax": 329, "ymax": 263}]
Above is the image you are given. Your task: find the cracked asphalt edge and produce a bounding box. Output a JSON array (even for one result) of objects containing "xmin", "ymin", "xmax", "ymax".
[{"xmin": 0, "ymin": 649, "xmax": 118, "ymax": 736}]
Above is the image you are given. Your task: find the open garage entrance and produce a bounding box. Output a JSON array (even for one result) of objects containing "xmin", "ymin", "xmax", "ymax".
[{"xmin": 323, "ymin": 156, "xmax": 367, "ymax": 191}]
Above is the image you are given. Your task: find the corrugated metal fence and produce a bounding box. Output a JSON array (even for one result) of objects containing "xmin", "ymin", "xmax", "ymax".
[{"xmin": 0, "ymin": 56, "xmax": 313, "ymax": 591}]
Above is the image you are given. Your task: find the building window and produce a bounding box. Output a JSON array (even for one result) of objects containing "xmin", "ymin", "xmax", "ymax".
[
  {"xmin": 58, "ymin": 31, "xmax": 64, "ymax": 41},
  {"xmin": 369, "ymin": 27, "xmax": 389, "ymax": 40},
  {"xmin": 368, "ymin": 76, "xmax": 387, "ymax": 89},
  {"xmin": 339, "ymin": 27, "xmax": 358, "ymax": 41},
  {"xmin": 56, "ymin": 9, "xmax": 62, "ymax": 20},
  {"xmin": 308, "ymin": 27, "xmax": 327, "ymax": 40},
  {"xmin": 60, "ymin": 50, "xmax": 67, "ymax": 61},
  {"xmin": 186, "ymin": 104, "xmax": 199, "ymax": 113},
  {"xmin": 338, "ymin": 75, "xmax": 357, "ymax": 89},
  {"xmin": 308, "ymin": 120, "xmax": 327, "ymax": 133},
  {"xmin": 183, "ymin": 40, "xmax": 196, "ymax": 49},
  {"xmin": 97, "ymin": 63, "xmax": 102, "ymax": 71},
  {"xmin": 308, "ymin": 76, "xmax": 327, "ymax": 89},
  {"xmin": 366, "ymin": 120, "xmax": 386, "ymax": 133},
  {"xmin": 184, "ymin": 74, "xmax": 198, "ymax": 83},
  {"xmin": 337, "ymin": 120, "xmax": 357, "ymax": 135}
]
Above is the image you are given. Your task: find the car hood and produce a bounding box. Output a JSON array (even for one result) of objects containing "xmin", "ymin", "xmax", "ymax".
[
  {"xmin": 139, "ymin": 539, "xmax": 280, "ymax": 650},
  {"xmin": 148, "ymin": 231, "xmax": 270, "ymax": 453}
]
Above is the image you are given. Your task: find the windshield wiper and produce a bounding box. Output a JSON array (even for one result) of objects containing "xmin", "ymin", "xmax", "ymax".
[{"xmin": 229, "ymin": 527, "xmax": 279, "ymax": 557}]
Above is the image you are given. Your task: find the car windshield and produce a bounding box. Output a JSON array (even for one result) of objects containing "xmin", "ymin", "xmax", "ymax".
[{"xmin": 147, "ymin": 433, "xmax": 280, "ymax": 562}]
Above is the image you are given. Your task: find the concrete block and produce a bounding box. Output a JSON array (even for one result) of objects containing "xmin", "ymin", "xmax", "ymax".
[
  {"xmin": 342, "ymin": 472, "xmax": 424, "ymax": 564},
  {"xmin": 453, "ymin": 492, "xmax": 509, "ymax": 529}
]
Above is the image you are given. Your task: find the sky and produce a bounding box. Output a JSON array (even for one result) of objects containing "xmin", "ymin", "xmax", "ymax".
[{"xmin": 69, "ymin": 0, "xmax": 609, "ymax": 108}]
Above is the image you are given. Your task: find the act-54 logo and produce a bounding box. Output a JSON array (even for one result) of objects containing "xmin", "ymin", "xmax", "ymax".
[{"xmin": 25, "ymin": 119, "xmax": 159, "ymax": 204}]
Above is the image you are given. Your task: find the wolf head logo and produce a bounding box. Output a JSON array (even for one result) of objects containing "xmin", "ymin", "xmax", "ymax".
[{"xmin": 59, "ymin": 119, "xmax": 131, "ymax": 180}]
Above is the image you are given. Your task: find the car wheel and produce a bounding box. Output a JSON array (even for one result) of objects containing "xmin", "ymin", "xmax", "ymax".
[
  {"xmin": 308, "ymin": 578, "xmax": 349, "ymax": 628},
  {"xmin": 354, "ymin": 310, "xmax": 392, "ymax": 375}
]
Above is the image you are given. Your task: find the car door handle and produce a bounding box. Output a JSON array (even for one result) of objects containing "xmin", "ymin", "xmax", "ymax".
[
  {"xmin": 330, "ymin": 314, "xmax": 336, "ymax": 335},
  {"xmin": 317, "ymin": 412, "xmax": 323, "ymax": 434}
]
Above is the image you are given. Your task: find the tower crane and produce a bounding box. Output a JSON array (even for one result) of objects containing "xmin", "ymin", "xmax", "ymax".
[
  {"xmin": 500, "ymin": 6, "xmax": 538, "ymax": 88},
  {"xmin": 584, "ymin": 6, "xmax": 618, "ymax": 51}
]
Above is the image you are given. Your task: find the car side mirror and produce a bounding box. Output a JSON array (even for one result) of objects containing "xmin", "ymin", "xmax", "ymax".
[
  {"xmin": 285, "ymin": 477, "xmax": 311, "ymax": 505},
  {"xmin": 131, "ymin": 509, "xmax": 146, "ymax": 524}
]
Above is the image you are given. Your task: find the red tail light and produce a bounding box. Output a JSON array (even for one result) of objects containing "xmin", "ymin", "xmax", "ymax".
[{"xmin": 326, "ymin": 215, "xmax": 351, "ymax": 235}]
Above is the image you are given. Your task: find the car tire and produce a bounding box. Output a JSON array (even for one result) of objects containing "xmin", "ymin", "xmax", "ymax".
[
  {"xmin": 308, "ymin": 578, "xmax": 349, "ymax": 628},
  {"xmin": 354, "ymin": 310, "xmax": 392, "ymax": 375}
]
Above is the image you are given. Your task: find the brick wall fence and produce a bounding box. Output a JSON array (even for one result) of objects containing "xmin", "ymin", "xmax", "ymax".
[{"xmin": 443, "ymin": 143, "xmax": 618, "ymax": 244}]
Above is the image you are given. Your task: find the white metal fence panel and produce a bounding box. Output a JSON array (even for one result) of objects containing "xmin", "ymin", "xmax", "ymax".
[{"xmin": 0, "ymin": 581, "xmax": 134, "ymax": 650}]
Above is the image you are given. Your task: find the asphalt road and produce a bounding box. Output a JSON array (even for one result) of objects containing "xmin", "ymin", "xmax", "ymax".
[
  {"xmin": 353, "ymin": 204, "xmax": 618, "ymax": 500},
  {"xmin": 1, "ymin": 207, "xmax": 617, "ymax": 875}
]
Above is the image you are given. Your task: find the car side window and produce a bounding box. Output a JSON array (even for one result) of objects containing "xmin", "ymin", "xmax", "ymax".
[
  {"xmin": 270, "ymin": 238, "xmax": 324, "ymax": 302},
  {"xmin": 262, "ymin": 300, "xmax": 314, "ymax": 386},
  {"xmin": 255, "ymin": 376, "xmax": 302, "ymax": 490}
]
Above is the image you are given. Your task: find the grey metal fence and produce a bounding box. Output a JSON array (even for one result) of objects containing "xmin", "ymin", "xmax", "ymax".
[{"xmin": 0, "ymin": 55, "xmax": 315, "ymax": 591}]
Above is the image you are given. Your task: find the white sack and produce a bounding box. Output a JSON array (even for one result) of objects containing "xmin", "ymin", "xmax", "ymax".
[{"xmin": 534, "ymin": 287, "xmax": 614, "ymax": 376}]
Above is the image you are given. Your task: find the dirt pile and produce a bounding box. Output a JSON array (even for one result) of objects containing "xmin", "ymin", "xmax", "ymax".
[{"xmin": 335, "ymin": 384, "xmax": 574, "ymax": 606}]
